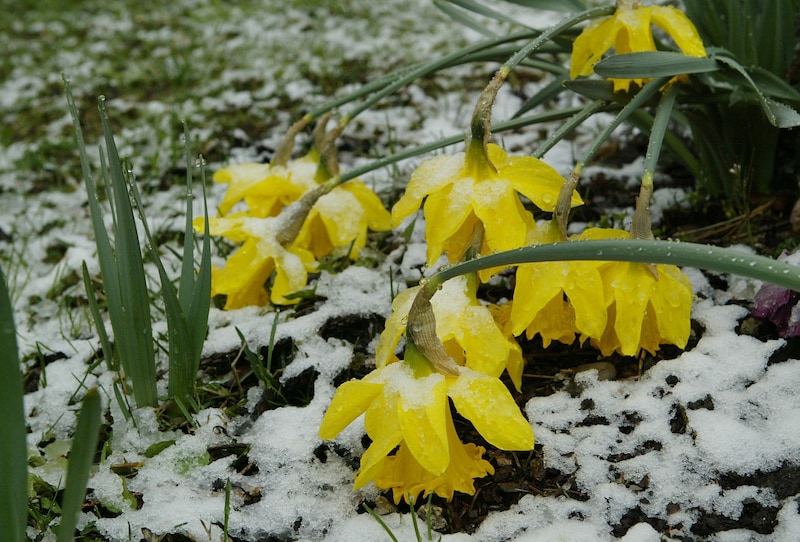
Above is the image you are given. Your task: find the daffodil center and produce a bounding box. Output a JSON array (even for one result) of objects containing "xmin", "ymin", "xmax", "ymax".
[
  {"xmin": 463, "ymin": 139, "xmax": 497, "ymax": 181},
  {"xmin": 404, "ymin": 342, "xmax": 437, "ymax": 379}
]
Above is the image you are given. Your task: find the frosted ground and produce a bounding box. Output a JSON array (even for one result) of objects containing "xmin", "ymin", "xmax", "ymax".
[{"xmin": 3, "ymin": 1, "xmax": 800, "ymax": 541}]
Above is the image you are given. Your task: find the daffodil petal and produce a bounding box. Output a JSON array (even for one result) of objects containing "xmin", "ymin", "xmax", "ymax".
[
  {"xmin": 399, "ymin": 376, "xmax": 450, "ymax": 475},
  {"xmin": 391, "ymin": 153, "xmax": 464, "ymax": 226},
  {"xmin": 375, "ymin": 286, "xmax": 419, "ymax": 368},
  {"xmin": 319, "ymin": 380, "xmax": 384, "ymax": 440},
  {"xmin": 449, "ymin": 368, "xmax": 534, "ymax": 450},
  {"xmin": 651, "ymin": 5, "xmax": 706, "ymax": 57}
]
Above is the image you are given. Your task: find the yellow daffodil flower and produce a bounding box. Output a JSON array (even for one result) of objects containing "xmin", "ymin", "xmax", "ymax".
[
  {"xmin": 193, "ymin": 215, "xmax": 316, "ymax": 308},
  {"xmin": 373, "ymin": 407, "xmax": 494, "ymax": 504},
  {"xmin": 570, "ymin": 1, "xmax": 707, "ymax": 92},
  {"xmin": 510, "ymin": 226, "xmax": 693, "ymax": 356},
  {"xmin": 391, "ymin": 142, "xmax": 582, "ymax": 267},
  {"xmin": 374, "ymin": 275, "xmax": 524, "ymax": 390},
  {"xmin": 319, "ymin": 352, "xmax": 533, "ymax": 501},
  {"xmin": 214, "ymin": 154, "xmax": 390, "ymax": 260},
  {"xmin": 213, "ymin": 155, "xmax": 318, "ymax": 217},
  {"xmin": 295, "ymin": 180, "xmax": 391, "ymax": 259},
  {"xmin": 510, "ymin": 221, "xmax": 608, "ymax": 346}
]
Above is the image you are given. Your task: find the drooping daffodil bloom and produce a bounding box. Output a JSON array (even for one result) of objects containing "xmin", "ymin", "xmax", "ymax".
[
  {"xmin": 510, "ymin": 221, "xmax": 608, "ymax": 346},
  {"xmin": 584, "ymin": 229, "xmax": 694, "ymax": 356},
  {"xmin": 319, "ymin": 348, "xmax": 534, "ymax": 503},
  {"xmin": 214, "ymin": 154, "xmax": 391, "ymax": 260},
  {"xmin": 391, "ymin": 142, "xmax": 582, "ymax": 270},
  {"xmin": 510, "ymin": 227, "xmax": 694, "ymax": 356},
  {"xmin": 375, "ymin": 275, "xmax": 524, "ymax": 390},
  {"xmin": 295, "ymin": 180, "xmax": 392, "ymax": 259},
  {"xmin": 570, "ymin": 0, "xmax": 707, "ymax": 92},
  {"xmin": 193, "ymin": 215, "xmax": 316, "ymax": 308},
  {"xmin": 212, "ymin": 155, "xmax": 318, "ymax": 217}
]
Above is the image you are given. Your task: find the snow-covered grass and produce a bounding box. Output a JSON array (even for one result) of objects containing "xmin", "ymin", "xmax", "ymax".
[{"xmin": 4, "ymin": 1, "xmax": 800, "ymax": 541}]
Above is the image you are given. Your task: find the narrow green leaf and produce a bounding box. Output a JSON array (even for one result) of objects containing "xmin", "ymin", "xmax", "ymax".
[
  {"xmin": 444, "ymin": 0, "xmax": 528, "ymax": 27},
  {"xmin": 513, "ymin": 72, "xmax": 569, "ymax": 118},
  {"xmin": 503, "ymin": 0, "xmax": 585, "ymax": 11},
  {"xmin": 98, "ymin": 99, "xmax": 158, "ymax": 407},
  {"xmin": 65, "ymin": 81, "xmax": 126, "ymax": 376},
  {"xmin": 748, "ymin": 66, "xmax": 800, "ymax": 104},
  {"xmin": 57, "ymin": 388, "xmax": 102, "ymax": 542},
  {"xmin": 433, "ymin": 0, "xmax": 496, "ymax": 37},
  {"xmin": 594, "ymin": 52, "xmax": 720, "ymax": 79},
  {"xmin": 432, "ymin": 239, "xmax": 800, "ymax": 294},
  {"xmin": 178, "ymin": 124, "xmax": 196, "ymax": 315},
  {"xmin": 563, "ymin": 79, "xmax": 622, "ymax": 101},
  {"xmin": 127, "ymin": 175, "xmax": 193, "ymax": 406},
  {"xmin": 0, "ymin": 265, "xmax": 27, "ymax": 542},
  {"xmin": 187, "ymin": 160, "xmax": 212, "ymax": 382},
  {"xmin": 713, "ymin": 53, "xmax": 800, "ymax": 128},
  {"xmin": 81, "ymin": 262, "xmax": 115, "ymax": 371}
]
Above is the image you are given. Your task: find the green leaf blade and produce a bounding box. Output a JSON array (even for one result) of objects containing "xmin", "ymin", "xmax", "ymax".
[
  {"xmin": 593, "ymin": 52, "xmax": 720, "ymax": 79},
  {"xmin": 0, "ymin": 265, "xmax": 27, "ymax": 542},
  {"xmin": 57, "ymin": 388, "xmax": 102, "ymax": 542}
]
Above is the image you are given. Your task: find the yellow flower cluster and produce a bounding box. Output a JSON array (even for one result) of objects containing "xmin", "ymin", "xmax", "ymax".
[
  {"xmin": 195, "ymin": 151, "xmax": 390, "ymax": 308},
  {"xmin": 215, "ymin": 0, "xmax": 707, "ymax": 508}
]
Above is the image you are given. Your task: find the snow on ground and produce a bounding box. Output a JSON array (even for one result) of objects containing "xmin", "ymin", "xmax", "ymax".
[{"xmin": 3, "ymin": 1, "xmax": 800, "ymax": 541}]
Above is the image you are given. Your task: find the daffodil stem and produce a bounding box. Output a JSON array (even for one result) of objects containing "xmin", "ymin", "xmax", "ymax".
[
  {"xmin": 326, "ymin": 106, "xmax": 588, "ymax": 187},
  {"xmin": 470, "ymin": 5, "xmax": 615, "ymax": 145},
  {"xmin": 426, "ymin": 239, "xmax": 800, "ymax": 293},
  {"xmin": 552, "ymin": 76, "xmax": 669, "ymax": 237},
  {"xmin": 406, "ymin": 282, "xmax": 461, "ymax": 376},
  {"xmin": 533, "ymin": 99, "xmax": 608, "ymax": 159},
  {"xmin": 579, "ymin": 76, "xmax": 669, "ymax": 170},
  {"xmin": 632, "ymin": 83, "xmax": 678, "ymax": 240}
]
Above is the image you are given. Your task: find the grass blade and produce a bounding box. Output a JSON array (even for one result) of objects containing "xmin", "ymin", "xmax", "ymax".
[
  {"xmin": 0, "ymin": 264, "xmax": 27, "ymax": 542},
  {"xmin": 56, "ymin": 388, "xmax": 102, "ymax": 542}
]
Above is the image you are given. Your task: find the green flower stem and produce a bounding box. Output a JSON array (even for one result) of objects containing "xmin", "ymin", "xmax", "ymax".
[
  {"xmin": 632, "ymin": 83, "xmax": 678, "ymax": 240},
  {"xmin": 470, "ymin": 4, "xmax": 615, "ymax": 143},
  {"xmin": 425, "ymin": 239, "xmax": 800, "ymax": 293},
  {"xmin": 533, "ymin": 99, "xmax": 608, "ymax": 159},
  {"xmin": 553, "ymin": 76, "xmax": 670, "ymax": 237},
  {"xmin": 327, "ymin": 105, "xmax": 589, "ymax": 186},
  {"xmin": 339, "ymin": 29, "xmax": 543, "ymax": 130}
]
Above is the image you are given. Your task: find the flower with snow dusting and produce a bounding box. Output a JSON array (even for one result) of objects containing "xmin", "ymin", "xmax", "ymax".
[
  {"xmin": 203, "ymin": 151, "xmax": 390, "ymax": 307},
  {"xmin": 375, "ymin": 275, "xmax": 524, "ymax": 390},
  {"xmin": 391, "ymin": 142, "xmax": 581, "ymax": 271},
  {"xmin": 193, "ymin": 215, "xmax": 316, "ymax": 308},
  {"xmin": 509, "ymin": 227, "xmax": 693, "ymax": 356},
  {"xmin": 212, "ymin": 155, "xmax": 317, "ymax": 217},
  {"xmin": 294, "ymin": 179, "xmax": 391, "ymax": 259},
  {"xmin": 509, "ymin": 221, "xmax": 608, "ymax": 347},
  {"xmin": 570, "ymin": 0, "xmax": 706, "ymax": 92},
  {"xmin": 319, "ymin": 347, "xmax": 533, "ymax": 504},
  {"xmin": 214, "ymin": 152, "xmax": 391, "ymax": 260}
]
